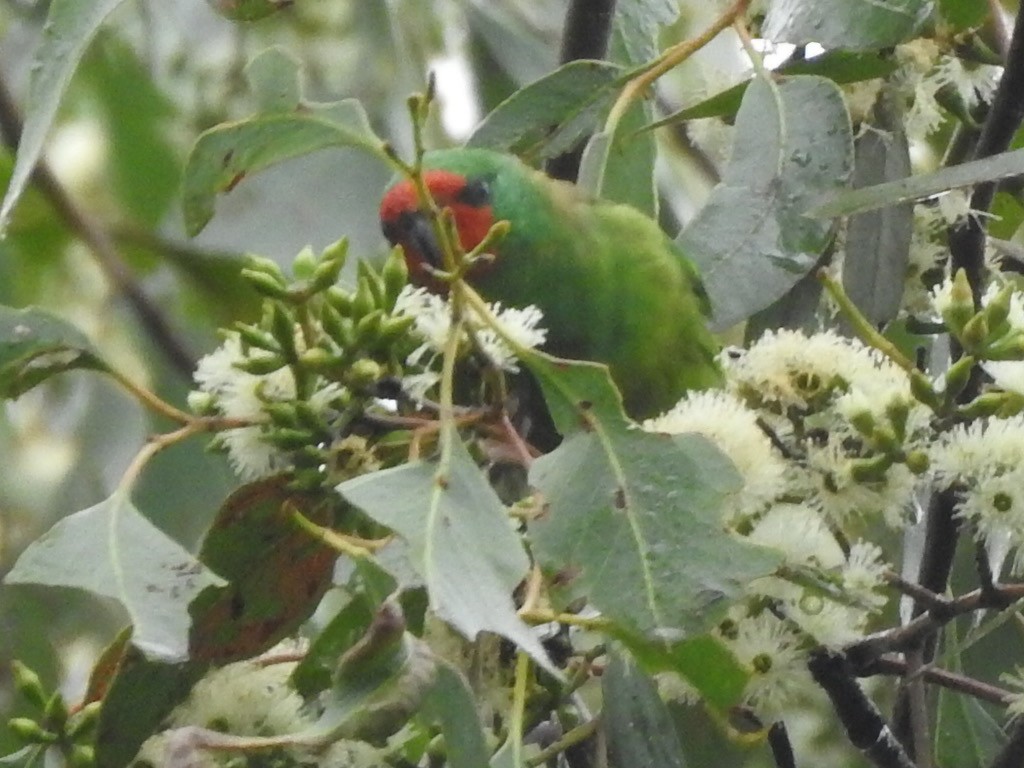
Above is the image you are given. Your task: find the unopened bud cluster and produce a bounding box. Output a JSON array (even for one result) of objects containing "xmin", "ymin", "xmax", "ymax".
[
  {"xmin": 190, "ymin": 240, "xmax": 419, "ymax": 484},
  {"xmin": 7, "ymin": 660, "xmax": 99, "ymax": 765}
]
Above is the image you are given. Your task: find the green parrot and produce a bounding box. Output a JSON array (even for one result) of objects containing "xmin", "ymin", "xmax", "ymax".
[{"xmin": 379, "ymin": 148, "xmax": 721, "ymax": 420}]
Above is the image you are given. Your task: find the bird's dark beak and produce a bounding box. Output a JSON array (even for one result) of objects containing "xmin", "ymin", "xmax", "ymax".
[{"xmin": 383, "ymin": 211, "xmax": 444, "ymax": 270}]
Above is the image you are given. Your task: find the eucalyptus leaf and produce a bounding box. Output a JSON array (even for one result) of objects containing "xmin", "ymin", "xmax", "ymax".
[
  {"xmin": 182, "ymin": 101, "xmax": 384, "ymax": 235},
  {"xmin": 337, "ymin": 433, "xmax": 556, "ymax": 675},
  {"xmin": 4, "ymin": 489, "xmax": 224, "ymax": 663},
  {"xmin": 0, "ymin": 305, "xmax": 108, "ymax": 398},
  {"xmin": 0, "ymin": 0, "xmax": 129, "ymax": 233},
  {"xmin": 842, "ymin": 91, "xmax": 913, "ymax": 330},
  {"xmin": 809, "ymin": 147, "xmax": 1024, "ymax": 219},
  {"xmin": 523, "ymin": 354, "xmax": 782, "ymax": 637},
  {"xmin": 680, "ymin": 76, "xmax": 854, "ymax": 329},
  {"xmin": 604, "ymin": 653, "xmax": 686, "ymax": 768},
  {"xmin": 421, "ymin": 662, "xmax": 492, "ymax": 768},
  {"xmin": 245, "ymin": 46, "xmax": 303, "ymax": 112},
  {"xmin": 763, "ymin": 0, "xmax": 932, "ymax": 50},
  {"xmin": 467, "ymin": 60, "xmax": 623, "ymax": 161}
]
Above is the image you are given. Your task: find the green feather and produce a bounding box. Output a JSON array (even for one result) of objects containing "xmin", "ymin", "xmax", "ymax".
[{"xmin": 420, "ymin": 148, "xmax": 721, "ymax": 419}]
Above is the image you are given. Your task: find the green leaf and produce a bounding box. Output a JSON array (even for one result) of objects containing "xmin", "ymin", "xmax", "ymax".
[
  {"xmin": 763, "ymin": 0, "xmax": 932, "ymax": 50},
  {"xmin": 208, "ymin": 0, "xmax": 292, "ymax": 21},
  {"xmin": 299, "ymin": 602, "xmax": 440, "ymax": 744},
  {"xmin": 421, "ymin": 662, "xmax": 491, "ymax": 768},
  {"xmin": 0, "ymin": 305, "xmax": 108, "ymax": 398},
  {"xmin": 644, "ymin": 634, "xmax": 748, "ymax": 711},
  {"xmin": 291, "ymin": 595, "xmax": 376, "ymax": 697},
  {"xmin": 245, "ymin": 46, "xmax": 303, "ymax": 113},
  {"xmin": 613, "ymin": 0, "xmax": 678, "ymax": 64},
  {"xmin": 680, "ymin": 76, "xmax": 853, "ymax": 329},
  {"xmin": 92, "ymin": 644, "xmax": 207, "ymax": 768},
  {"xmin": 842, "ymin": 91, "xmax": 913, "ymax": 330},
  {"xmin": 938, "ymin": 0, "xmax": 987, "ymax": 29},
  {"xmin": 4, "ymin": 489, "xmax": 224, "ymax": 662},
  {"xmin": 466, "ymin": 60, "xmax": 623, "ymax": 162},
  {"xmin": 0, "ymin": 747, "xmax": 44, "ymax": 768},
  {"xmin": 647, "ymin": 51, "xmax": 896, "ymax": 126},
  {"xmin": 524, "ymin": 354, "xmax": 782, "ymax": 637},
  {"xmin": 188, "ymin": 477, "xmax": 339, "ymax": 664},
  {"xmin": 80, "ymin": 38, "xmax": 179, "ymax": 227},
  {"xmin": 182, "ymin": 100, "xmax": 384, "ymax": 235},
  {"xmin": 337, "ymin": 433, "xmax": 556, "ymax": 675},
  {"xmin": 809, "ymin": 147, "xmax": 1024, "ymax": 219},
  {"xmin": 935, "ymin": 623, "xmax": 1007, "ymax": 765},
  {"xmin": 603, "ymin": 653, "xmax": 686, "ymax": 768},
  {"xmin": 0, "ymin": 0, "xmax": 129, "ymax": 233}
]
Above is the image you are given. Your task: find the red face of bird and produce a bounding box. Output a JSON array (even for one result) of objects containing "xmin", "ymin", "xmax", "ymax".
[{"xmin": 379, "ymin": 170, "xmax": 495, "ymax": 292}]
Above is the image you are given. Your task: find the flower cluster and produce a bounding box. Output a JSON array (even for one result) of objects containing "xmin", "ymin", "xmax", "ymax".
[
  {"xmin": 190, "ymin": 243, "xmax": 547, "ymax": 482},
  {"xmin": 645, "ymin": 328, "xmax": 913, "ymax": 717}
]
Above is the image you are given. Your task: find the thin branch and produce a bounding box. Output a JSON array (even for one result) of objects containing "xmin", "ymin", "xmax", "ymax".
[
  {"xmin": 866, "ymin": 655, "xmax": 1013, "ymax": 707},
  {"xmin": 895, "ymin": 14, "xmax": 1024, "ymax": 746},
  {"xmin": 0, "ymin": 72, "xmax": 196, "ymax": 378}
]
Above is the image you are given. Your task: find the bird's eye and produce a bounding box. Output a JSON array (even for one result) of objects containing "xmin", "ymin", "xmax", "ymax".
[{"xmin": 456, "ymin": 178, "xmax": 491, "ymax": 207}]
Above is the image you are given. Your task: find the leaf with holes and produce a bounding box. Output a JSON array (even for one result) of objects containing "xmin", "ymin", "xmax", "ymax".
[
  {"xmin": 523, "ymin": 352, "xmax": 781, "ymax": 636},
  {"xmin": 4, "ymin": 489, "xmax": 223, "ymax": 662}
]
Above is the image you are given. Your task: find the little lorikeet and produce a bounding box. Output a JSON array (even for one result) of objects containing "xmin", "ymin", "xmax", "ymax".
[{"xmin": 379, "ymin": 148, "xmax": 721, "ymax": 420}]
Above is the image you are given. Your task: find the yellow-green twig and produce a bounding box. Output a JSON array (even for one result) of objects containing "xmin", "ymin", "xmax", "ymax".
[{"xmin": 605, "ymin": 0, "xmax": 752, "ymax": 135}]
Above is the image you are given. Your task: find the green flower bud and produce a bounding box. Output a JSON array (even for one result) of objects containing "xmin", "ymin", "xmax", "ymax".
[
  {"xmin": 847, "ymin": 409, "xmax": 875, "ymax": 437},
  {"xmin": 984, "ymin": 333, "xmax": 1024, "ymax": 360},
  {"xmin": 270, "ymin": 304, "xmax": 298, "ymax": 360},
  {"xmin": 234, "ymin": 322, "xmax": 280, "ymax": 353},
  {"xmin": 349, "ymin": 358, "xmax": 383, "ymax": 387},
  {"xmin": 958, "ymin": 391, "xmax": 1012, "ymax": 419},
  {"xmin": 909, "ymin": 370, "xmax": 941, "ymax": 410},
  {"xmin": 244, "ymin": 255, "xmax": 287, "ymax": 279},
  {"xmin": 850, "ymin": 453, "xmax": 893, "ymax": 482},
  {"xmin": 353, "ymin": 276, "xmax": 376, "ymax": 319},
  {"xmin": 884, "ymin": 398, "xmax": 909, "ymax": 441},
  {"xmin": 983, "ymin": 283, "xmax": 1014, "ymax": 337},
  {"xmin": 67, "ymin": 702, "xmax": 102, "ymax": 742},
  {"xmin": 905, "ymin": 450, "xmax": 930, "ymax": 475},
  {"xmin": 941, "ymin": 268, "xmax": 976, "ymax": 336},
  {"xmin": 376, "ymin": 315, "xmax": 416, "ymax": 345},
  {"xmin": 8, "ymin": 717, "xmax": 55, "ymax": 744},
  {"xmin": 355, "ymin": 310, "xmax": 384, "ymax": 344},
  {"xmin": 312, "ymin": 254, "xmax": 346, "ymax": 292},
  {"xmin": 357, "ymin": 260, "xmax": 386, "ymax": 307},
  {"xmin": 69, "ymin": 744, "xmax": 95, "ymax": 768},
  {"xmin": 298, "ymin": 348, "xmax": 341, "ymax": 371},
  {"xmin": 382, "ymin": 247, "xmax": 409, "ymax": 308},
  {"xmin": 943, "ymin": 355, "xmax": 975, "ymax": 402},
  {"xmin": 11, "ymin": 661, "xmax": 47, "ymax": 710},
  {"xmin": 266, "ymin": 427, "xmax": 314, "ymax": 450},
  {"xmin": 960, "ymin": 312, "xmax": 989, "ymax": 354},
  {"xmin": 43, "ymin": 692, "xmax": 68, "ymax": 731},
  {"xmin": 292, "ymin": 245, "xmax": 318, "ymax": 280},
  {"xmin": 241, "ymin": 269, "xmax": 291, "ymax": 300},
  {"xmin": 235, "ymin": 354, "xmax": 287, "ymax": 375},
  {"xmin": 264, "ymin": 402, "xmax": 299, "ymax": 427},
  {"xmin": 326, "ymin": 286, "xmax": 354, "ymax": 316}
]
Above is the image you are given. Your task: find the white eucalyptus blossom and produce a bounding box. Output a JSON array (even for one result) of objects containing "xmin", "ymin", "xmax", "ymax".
[
  {"xmin": 718, "ymin": 611, "xmax": 812, "ymax": 720},
  {"xmin": 746, "ymin": 503, "xmax": 844, "ymax": 569},
  {"xmin": 934, "ymin": 416, "xmax": 1024, "ymax": 573},
  {"xmin": 193, "ymin": 334, "xmax": 297, "ymax": 479},
  {"xmin": 395, "ymin": 285, "xmax": 547, "ymax": 386},
  {"xmin": 644, "ymin": 391, "xmax": 787, "ymax": 522}
]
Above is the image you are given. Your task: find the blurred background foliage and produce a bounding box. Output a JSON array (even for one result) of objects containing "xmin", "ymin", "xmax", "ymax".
[{"xmin": 2, "ymin": 0, "xmax": 1024, "ymax": 764}]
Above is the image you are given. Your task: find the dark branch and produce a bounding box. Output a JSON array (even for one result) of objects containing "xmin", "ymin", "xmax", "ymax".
[
  {"xmin": 768, "ymin": 722, "xmax": 796, "ymax": 768},
  {"xmin": 545, "ymin": 0, "xmax": 617, "ymax": 183},
  {"xmin": 0, "ymin": 71, "xmax": 196, "ymax": 379},
  {"xmin": 808, "ymin": 649, "xmax": 916, "ymax": 768},
  {"xmin": 990, "ymin": 719, "xmax": 1024, "ymax": 768},
  {"xmin": 863, "ymin": 655, "xmax": 1012, "ymax": 707}
]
